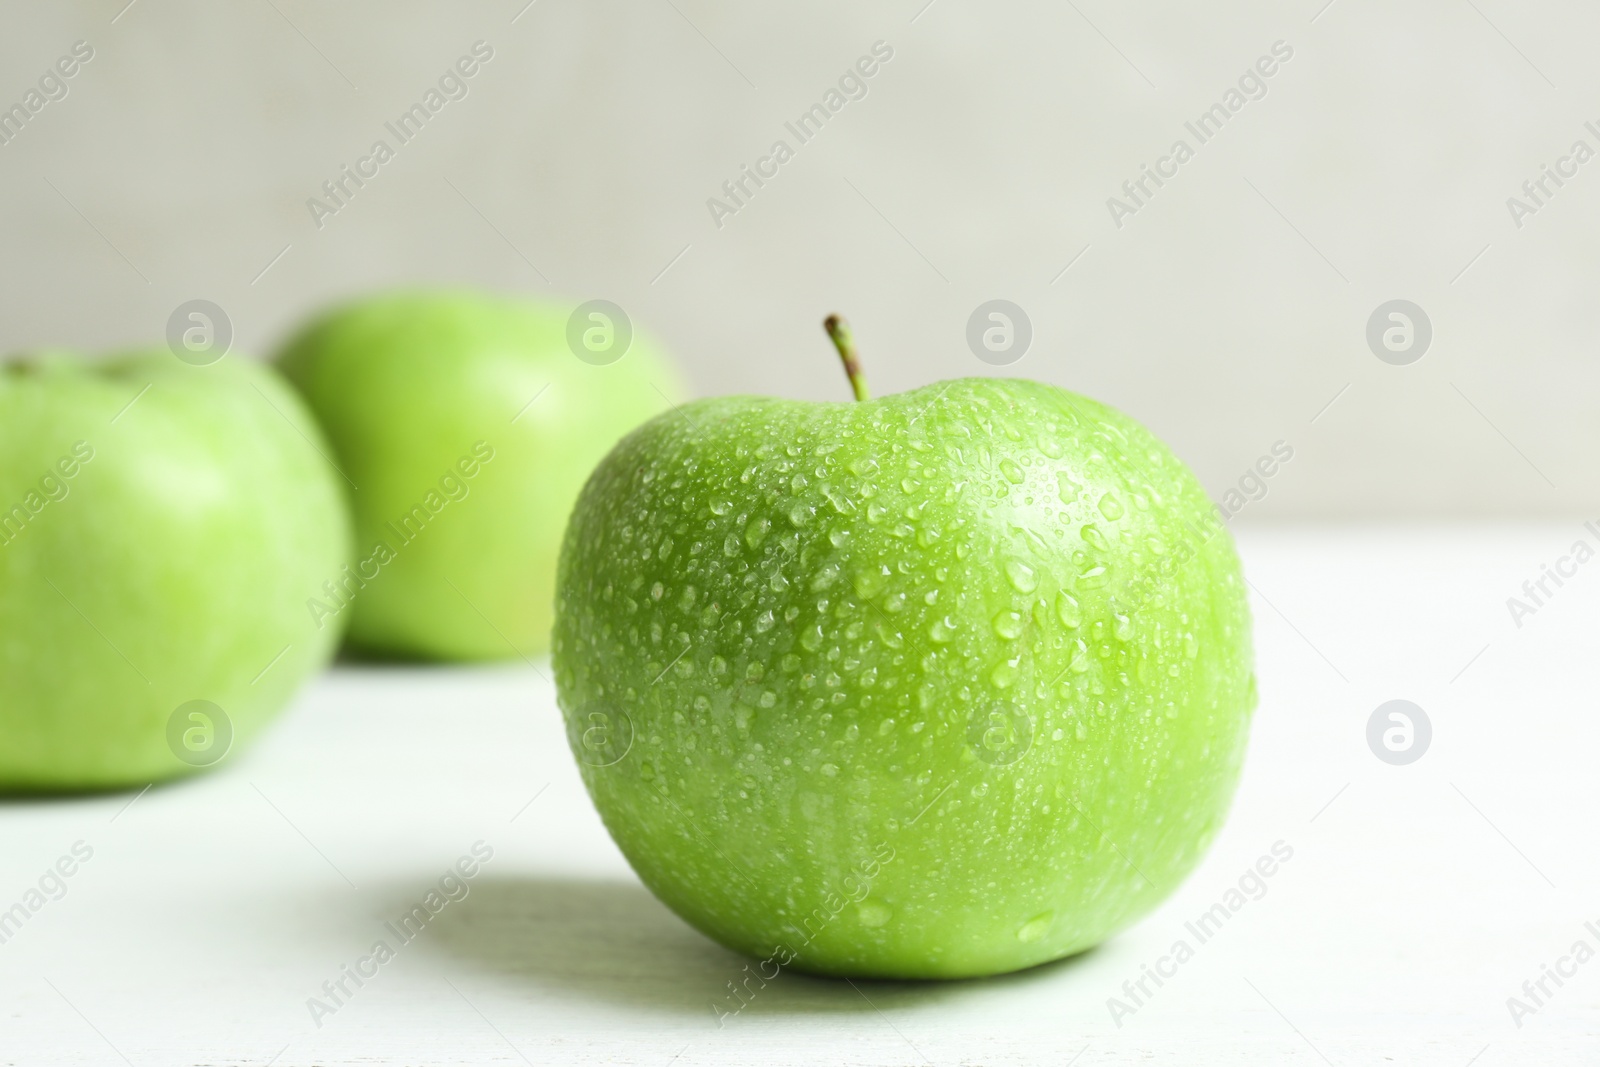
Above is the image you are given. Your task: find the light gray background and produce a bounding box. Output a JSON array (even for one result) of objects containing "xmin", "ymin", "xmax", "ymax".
[{"xmin": 0, "ymin": 0, "xmax": 1592, "ymax": 517}]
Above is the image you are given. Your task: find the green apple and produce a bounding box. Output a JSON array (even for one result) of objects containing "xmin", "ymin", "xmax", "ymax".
[
  {"xmin": 276, "ymin": 291, "xmax": 683, "ymax": 661},
  {"xmin": 553, "ymin": 318, "xmax": 1255, "ymax": 979},
  {"xmin": 0, "ymin": 352, "xmax": 349, "ymax": 791}
]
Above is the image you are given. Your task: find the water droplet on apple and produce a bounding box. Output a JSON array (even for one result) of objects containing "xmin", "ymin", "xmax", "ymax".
[
  {"xmin": 809, "ymin": 562, "xmax": 841, "ymax": 591},
  {"xmin": 929, "ymin": 616, "xmax": 957, "ymax": 643},
  {"xmin": 1016, "ymin": 912, "xmax": 1053, "ymax": 942},
  {"xmin": 1055, "ymin": 593, "xmax": 1081, "ymax": 629},
  {"xmin": 820, "ymin": 762, "xmax": 839, "ymax": 777},
  {"xmin": 744, "ymin": 517, "xmax": 770, "ymax": 549},
  {"xmin": 820, "ymin": 483, "xmax": 853, "ymax": 513},
  {"xmin": 999, "ymin": 457, "xmax": 1025, "ymax": 484},
  {"xmin": 852, "ymin": 568, "xmax": 885, "ymax": 598},
  {"xmin": 1077, "ymin": 565, "xmax": 1109, "ymax": 589},
  {"xmin": 856, "ymin": 899, "xmax": 893, "ymax": 927},
  {"xmin": 990, "ymin": 660, "xmax": 1019, "ymax": 688},
  {"xmin": 1113, "ymin": 612, "xmax": 1132, "ymax": 642},
  {"xmin": 755, "ymin": 609, "xmax": 775, "ymax": 633},
  {"xmin": 1004, "ymin": 560, "xmax": 1038, "ymax": 593},
  {"xmin": 1081, "ymin": 524, "xmax": 1109, "ymax": 552},
  {"xmin": 1097, "ymin": 493, "xmax": 1125, "ymax": 520},
  {"xmin": 992, "ymin": 611, "xmax": 1024, "ymax": 640}
]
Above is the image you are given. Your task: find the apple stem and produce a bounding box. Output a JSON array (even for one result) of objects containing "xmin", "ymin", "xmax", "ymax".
[{"xmin": 824, "ymin": 314, "xmax": 869, "ymax": 402}]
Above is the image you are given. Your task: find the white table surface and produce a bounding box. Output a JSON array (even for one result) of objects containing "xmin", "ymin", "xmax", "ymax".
[{"xmin": 1, "ymin": 523, "xmax": 1595, "ymax": 1066}]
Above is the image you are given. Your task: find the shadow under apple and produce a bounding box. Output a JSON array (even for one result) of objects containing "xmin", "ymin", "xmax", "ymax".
[{"xmin": 421, "ymin": 874, "xmax": 1097, "ymax": 1019}]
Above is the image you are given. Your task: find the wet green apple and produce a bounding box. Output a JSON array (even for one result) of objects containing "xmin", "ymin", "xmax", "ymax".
[
  {"xmin": 277, "ymin": 291, "xmax": 683, "ymax": 660},
  {"xmin": 0, "ymin": 353, "xmax": 349, "ymax": 791},
  {"xmin": 553, "ymin": 318, "xmax": 1256, "ymax": 979}
]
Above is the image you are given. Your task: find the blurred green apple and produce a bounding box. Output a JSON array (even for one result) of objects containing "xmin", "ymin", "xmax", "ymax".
[
  {"xmin": 276, "ymin": 291, "xmax": 683, "ymax": 661},
  {"xmin": 0, "ymin": 352, "xmax": 350, "ymax": 791},
  {"xmin": 553, "ymin": 319, "xmax": 1255, "ymax": 978}
]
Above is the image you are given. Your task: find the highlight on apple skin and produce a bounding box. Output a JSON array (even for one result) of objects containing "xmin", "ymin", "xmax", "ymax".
[
  {"xmin": 0, "ymin": 352, "xmax": 351, "ymax": 791},
  {"xmin": 552, "ymin": 364, "xmax": 1256, "ymax": 979},
  {"xmin": 276, "ymin": 291, "xmax": 685, "ymax": 662}
]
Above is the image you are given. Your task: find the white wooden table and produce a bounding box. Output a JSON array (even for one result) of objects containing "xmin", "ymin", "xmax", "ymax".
[{"xmin": 2, "ymin": 524, "xmax": 1594, "ymax": 1065}]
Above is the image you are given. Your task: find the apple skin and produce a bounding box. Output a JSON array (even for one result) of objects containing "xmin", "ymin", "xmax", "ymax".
[
  {"xmin": 277, "ymin": 292, "xmax": 683, "ymax": 661},
  {"xmin": 0, "ymin": 353, "xmax": 350, "ymax": 791},
  {"xmin": 553, "ymin": 378, "xmax": 1256, "ymax": 979}
]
